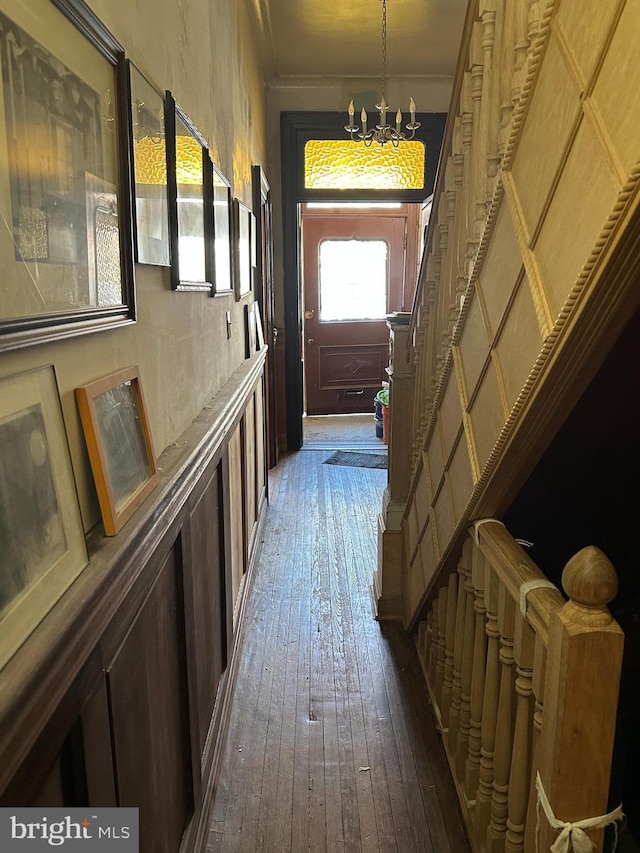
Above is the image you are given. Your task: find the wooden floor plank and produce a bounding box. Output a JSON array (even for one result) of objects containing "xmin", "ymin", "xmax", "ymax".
[{"xmin": 209, "ymin": 448, "xmax": 470, "ymax": 852}]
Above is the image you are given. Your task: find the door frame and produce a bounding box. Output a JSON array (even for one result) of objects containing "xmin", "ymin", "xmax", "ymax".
[
  {"xmin": 252, "ymin": 165, "xmax": 277, "ymax": 470},
  {"xmin": 280, "ymin": 111, "xmax": 446, "ymax": 450}
]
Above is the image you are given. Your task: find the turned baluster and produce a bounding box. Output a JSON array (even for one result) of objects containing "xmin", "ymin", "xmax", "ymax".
[
  {"xmin": 486, "ymin": 586, "xmax": 516, "ymax": 853},
  {"xmin": 457, "ymin": 543, "xmax": 476, "ymax": 780},
  {"xmin": 423, "ymin": 613, "xmax": 433, "ymax": 677},
  {"xmin": 434, "ymin": 585, "xmax": 449, "ymax": 719},
  {"xmin": 524, "ymin": 638, "xmax": 546, "ymax": 852},
  {"xmin": 449, "ymin": 550, "xmax": 469, "ymax": 754},
  {"xmin": 441, "ymin": 572, "xmax": 458, "ymax": 729},
  {"xmin": 429, "ymin": 606, "xmax": 439, "ymax": 690},
  {"xmin": 475, "ymin": 559, "xmax": 500, "ymax": 848},
  {"xmin": 505, "ymin": 609, "xmax": 535, "ymax": 853},
  {"xmin": 465, "ymin": 544, "xmax": 487, "ymax": 801},
  {"xmin": 417, "ymin": 619, "xmax": 426, "ymax": 665},
  {"xmin": 536, "ymin": 547, "xmax": 624, "ymax": 853}
]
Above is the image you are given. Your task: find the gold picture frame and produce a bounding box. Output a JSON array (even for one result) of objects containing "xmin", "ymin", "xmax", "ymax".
[
  {"xmin": 75, "ymin": 366, "xmax": 159, "ymax": 536},
  {"xmin": 0, "ymin": 364, "xmax": 88, "ymax": 669}
]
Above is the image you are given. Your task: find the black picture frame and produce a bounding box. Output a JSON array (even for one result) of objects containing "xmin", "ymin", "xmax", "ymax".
[
  {"xmin": 165, "ymin": 91, "xmax": 212, "ymax": 292},
  {"xmin": 244, "ymin": 302, "xmax": 256, "ymax": 359},
  {"xmin": 0, "ymin": 0, "xmax": 136, "ymax": 353},
  {"xmin": 233, "ymin": 198, "xmax": 252, "ymax": 300},
  {"xmin": 211, "ymin": 161, "xmax": 233, "ymax": 295},
  {"xmin": 128, "ymin": 62, "xmax": 170, "ymax": 267}
]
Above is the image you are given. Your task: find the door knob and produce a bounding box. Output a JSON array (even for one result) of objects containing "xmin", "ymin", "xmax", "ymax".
[{"xmin": 307, "ymin": 338, "xmax": 315, "ymax": 345}]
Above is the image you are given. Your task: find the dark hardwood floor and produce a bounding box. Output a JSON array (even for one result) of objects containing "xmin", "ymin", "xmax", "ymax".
[{"xmin": 208, "ymin": 449, "xmax": 470, "ymax": 852}]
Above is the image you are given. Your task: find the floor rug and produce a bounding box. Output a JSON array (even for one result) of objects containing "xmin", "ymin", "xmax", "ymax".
[{"xmin": 323, "ymin": 450, "xmax": 388, "ymax": 469}]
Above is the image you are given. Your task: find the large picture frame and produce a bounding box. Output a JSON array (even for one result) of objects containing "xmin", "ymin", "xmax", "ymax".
[
  {"xmin": 211, "ymin": 161, "xmax": 232, "ymax": 294},
  {"xmin": 0, "ymin": 0, "xmax": 135, "ymax": 353},
  {"xmin": 75, "ymin": 365, "xmax": 159, "ymax": 536},
  {"xmin": 0, "ymin": 365, "xmax": 88, "ymax": 669},
  {"xmin": 233, "ymin": 198, "xmax": 252, "ymax": 300},
  {"xmin": 128, "ymin": 61, "xmax": 170, "ymax": 267},
  {"xmin": 165, "ymin": 91, "xmax": 212, "ymax": 292}
]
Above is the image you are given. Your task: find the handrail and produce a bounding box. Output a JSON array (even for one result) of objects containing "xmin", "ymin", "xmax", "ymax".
[{"xmin": 474, "ymin": 519, "xmax": 564, "ymax": 645}]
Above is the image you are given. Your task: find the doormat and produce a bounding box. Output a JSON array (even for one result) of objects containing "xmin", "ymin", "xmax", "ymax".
[{"xmin": 323, "ymin": 451, "xmax": 388, "ymax": 469}]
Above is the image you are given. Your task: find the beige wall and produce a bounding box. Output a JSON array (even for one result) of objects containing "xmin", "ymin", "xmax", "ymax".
[{"xmin": 0, "ymin": 0, "xmax": 267, "ymax": 531}]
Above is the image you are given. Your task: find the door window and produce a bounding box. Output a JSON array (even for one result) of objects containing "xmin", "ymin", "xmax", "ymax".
[{"xmin": 318, "ymin": 238, "xmax": 388, "ymax": 322}]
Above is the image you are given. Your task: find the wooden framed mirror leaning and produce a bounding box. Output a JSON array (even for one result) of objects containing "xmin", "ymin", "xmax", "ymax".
[{"xmin": 0, "ymin": 0, "xmax": 136, "ymax": 352}]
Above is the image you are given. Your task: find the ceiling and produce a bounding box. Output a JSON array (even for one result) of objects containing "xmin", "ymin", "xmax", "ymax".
[{"xmin": 253, "ymin": 0, "xmax": 468, "ymax": 82}]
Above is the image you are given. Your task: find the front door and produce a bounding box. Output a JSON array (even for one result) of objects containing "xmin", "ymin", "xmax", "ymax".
[{"xmin": 302, "ymin": 212, "xmax": 407, "ymax": 415}]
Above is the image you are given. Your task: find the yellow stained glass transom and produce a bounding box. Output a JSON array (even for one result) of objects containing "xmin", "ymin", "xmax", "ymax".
[{"xmin": 304, "ymin": 140, "xmax": 425, "ymax": 190}]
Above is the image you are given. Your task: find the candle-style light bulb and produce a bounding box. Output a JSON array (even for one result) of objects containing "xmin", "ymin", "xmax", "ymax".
[
  {"xmin": 361, "ymin": 107, "xmax": 367, "ymax": 133},
  {"xmin": 409, "ymin": 97, "xmax": 416, "ymax": 122},
  {"xmin": 396, "ymin": 108, "xmax": 402, "ymax": 132},
  {"xmin": 379, "ymin": 97, "xmax": 387, "ymax": 128},
  {"xmin": 348, "ymin": 99, "xmax": 355, "ymax": 128}
]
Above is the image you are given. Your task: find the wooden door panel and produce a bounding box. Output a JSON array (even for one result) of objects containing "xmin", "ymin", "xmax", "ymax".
[
  {"xmin": 107, "ymin": 546, "xmax": 192, "ymax": 853},
  {"xmin": 318, "ymin": 345, "xmax": 387, "ymax": 389},
  {"xmin": 189, "ymin": 464, "xmax": 226, "ymax": 754}
]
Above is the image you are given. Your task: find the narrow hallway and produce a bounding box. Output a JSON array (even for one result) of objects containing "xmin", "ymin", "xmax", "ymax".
[{"xmin": 207, "ymin": 444, "xmax": 470, "ymax": 852}]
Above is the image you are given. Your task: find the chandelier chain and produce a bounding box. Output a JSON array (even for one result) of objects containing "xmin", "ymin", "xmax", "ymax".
[{"xmin": 381, "ymin": 0, "xmax": 387, "ymax": 102}]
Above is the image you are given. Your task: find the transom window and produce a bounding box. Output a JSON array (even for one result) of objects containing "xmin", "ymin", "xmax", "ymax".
[{"xmin": 304, "ymin": 140, "xmax": 425, "ymax": 190}]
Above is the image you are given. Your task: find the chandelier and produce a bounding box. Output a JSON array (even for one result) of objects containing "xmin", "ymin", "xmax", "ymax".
[{"xmin": 345, "ymin": 0, "xmax": 420, "ymax": 147}]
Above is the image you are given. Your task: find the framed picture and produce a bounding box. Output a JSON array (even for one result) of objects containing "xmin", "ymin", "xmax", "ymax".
[
  {"xmin": 0, "ymin": 0, "xmax": 135, "ymax": 352},
  {"xmin": 165, "ymin": 91, "xmax": 212, "ymax": 292},
  {"xmin": 0, "ymin": 365, "xmax": 88, "ymax": 669},
  {"xmin": 128, "ymin": 62, "xmax": 170, "ymax": 266},
  {"xmin": 244, "ymin": 302, "xmax": 256, "ymax": 359},
  {"xmin": 254, "ymin": 300, "xmax": 265, "ymax": 350},
  {"xmin": 233, "ymin": 198, "xmax": 252, "ymax": 299},
  {"xmin": 250, "ymin": 210, "xmax": 257, "ymax": 269},
  {"xmin": 75, "ymin": 366, "xmax": 159, "ymax": 536},
  {"xmin": 211, "ymin": 161, "xmax": 232, "ymax": 294}
]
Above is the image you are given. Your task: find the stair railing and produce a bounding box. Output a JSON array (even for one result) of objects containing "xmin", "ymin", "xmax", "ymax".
[{"xmin": 416, "ymin": 519, "xmax": 624, "ymax": 853}]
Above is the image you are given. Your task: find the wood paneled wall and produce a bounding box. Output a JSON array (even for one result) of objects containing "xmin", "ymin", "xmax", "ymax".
[
  {"xmin": 398, "ymin": 0, "xmax": 640, "ymax": 627},
  {"xmin": 0, "ymin": 349, "xmax": 269, "ymax": 853}
]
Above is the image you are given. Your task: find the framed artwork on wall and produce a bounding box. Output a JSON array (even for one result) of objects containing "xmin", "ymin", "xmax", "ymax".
[
  {"xmin": 0, "ymin": 0, "xmax": 136, "ymax": 353},
  {"xmin": 128, "ymin": 62, "xmax": 170, "ymax": 267},
  {"xmin": 254, "ymin": 301, "xmax": 265, "ymax": 350},
  {"xmin": 244, "ymin": 301, "xmax": 256, "ymax": 359},
  {"xmin": 233, "ymin": 198, "xmax": 252, "ymax": 300},
  {"xmin": 211, "ymin": 161, "xmax": 232, "ymax": 294},
  {"xmin": 165, "ymin": 91, "xmax": 212, "ymax": 292},
  {"xmin": 0, "ymin": 365, "xmax": 88, "ymax": 669},
  {"xmin": 75, "ymin": 365, "xmax": 159, "ymax": 536}
]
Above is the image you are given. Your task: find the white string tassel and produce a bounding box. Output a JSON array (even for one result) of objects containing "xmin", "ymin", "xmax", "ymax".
[
  {"xmin": 519, "ymin": 578, "xmax": 557, "ymax": 618},
  {"xmin": 535, "ymin": 772, "xmax": 623, "ymax": 853}
]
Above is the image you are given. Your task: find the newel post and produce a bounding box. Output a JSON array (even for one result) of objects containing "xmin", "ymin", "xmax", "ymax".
[
  {"xmin": 535, "ymin": 546, "xmax": 624, "ymax": 853},
  {"xmin": 372, "ymin": 313, "xmax": 415, "ymax": 620}
]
